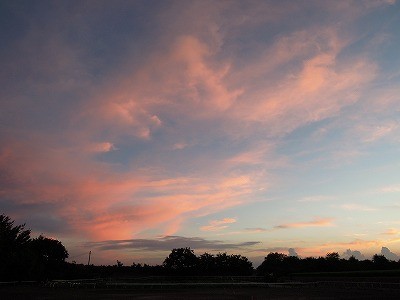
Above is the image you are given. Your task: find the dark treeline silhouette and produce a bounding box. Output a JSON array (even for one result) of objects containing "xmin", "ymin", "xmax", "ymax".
[
  {"xmin": 256, "ymin": 251, "xmax": 400, "ymax": 279},
  {"xmin": 1, "ymin": 214, "xmax": 400, "ymax": 281},
  {"xmin": 63, "ymin": 248, "xmax": 253, "ymax": 279},
  {"xmin": 163, "ymin": 247, "xmax": 253, "ymax": 275}
]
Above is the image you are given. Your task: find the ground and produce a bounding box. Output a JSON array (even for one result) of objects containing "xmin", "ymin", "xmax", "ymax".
[{"xmin": 2, "ymin": 286, "xmax": 400, "ymax": 300}]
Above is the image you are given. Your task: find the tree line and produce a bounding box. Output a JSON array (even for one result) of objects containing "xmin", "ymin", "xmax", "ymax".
[
  {"xmin": 257, "ymin": 251, "xmax": 400, "ymax": 279},
  {"xmin": 1, "ymin": 214, "xmax": 400, "ymax": 281}
]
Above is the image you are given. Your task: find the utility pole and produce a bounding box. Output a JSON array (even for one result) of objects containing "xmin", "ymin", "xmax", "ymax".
[{"xmin": 87, "ymin": 251, "xmax": 91, "ymax": 266}]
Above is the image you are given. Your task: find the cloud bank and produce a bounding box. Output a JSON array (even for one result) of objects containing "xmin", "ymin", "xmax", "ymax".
[{"xmin": 87, "ymin": 236, "xmax": 260, "ymax": 252}]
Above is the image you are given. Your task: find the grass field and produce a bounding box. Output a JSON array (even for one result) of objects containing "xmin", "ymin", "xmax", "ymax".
[
  {"xmin": 293, "ymin": 269, "xmax": 400, "ymax": 278},
  {"xmin": 2, "ymin": 284, "xmax": 400, "ymax": 299}
]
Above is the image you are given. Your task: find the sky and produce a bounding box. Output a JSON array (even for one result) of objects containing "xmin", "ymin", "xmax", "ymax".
[{"xmin": 1, "ymin": 0, "xmax": 400, "ymax": 266}]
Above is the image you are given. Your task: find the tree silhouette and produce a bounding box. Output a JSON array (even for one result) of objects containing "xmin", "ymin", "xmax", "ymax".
[
  {"xmin": 257, "ymin": 252, "xmax": 288, "ymax": 277},
  {"xmin": 163, "ymin": 247, "xmax": 198, "ymax": 274},
  {"xmin": 198, "ymin": 252, "xmax": 216, "ymax": 274},
  {"xmin": 0, "ymin": 214, "xmax": 31, "ymax": 247},
  {"xmin": 0, "ymin": 214, "xmax": 71, "ymax": 280},
  {"xmin": 0, "ymin": 214, "xmax": 32, "ymax": 280},
  {"xmin": 31, "ymin": 235, "xmax": 69, "ymax": 263},
  {"xmin": 326, "ymin": 252, "xmax": 340, "ymax": 261},
  {"xmin": 215, "ymin": 253, "xmax": 253, "ymax": 275},
  {"xmin": 372, "ymin": 254, "xmax": 391, "ymax": 269},
  {"xmin": 29, "ymin": 235, "xmax": 69, "ymax": 280},
  {"xmin": 325, "ymin": 252, "xmax": 340, "ymax": 271}
]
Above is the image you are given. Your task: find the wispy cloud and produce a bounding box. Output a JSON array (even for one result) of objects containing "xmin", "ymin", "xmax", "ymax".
[
  {"xmin": 86, "ymin": 142, "xmax": 117, "ymax": 153},
  {"xmin": 200, "ymin": 218, "xmax": 237, "ymax": 232},
  {"xmin": 244, "ymin": 228, "xmax": 269, "ymax": 233},
  {"xmin": 274, "ymin": 217, "xmax": 334, "ymax": 229},
  {"xmin": 298, "ymin": 195, "xmax": 335, "ymax": 203},
  {"xmin": 172, "ymin": 142, "xmax": 189, "ymax": 150},
  {"xmin": 339, "ymin": 204, "xmax": 377, "ymax": 211},
  {"xmin": 382, "ymin": 228, "xmax": 400, "ymax": 235},
  {"xmin": 380, "ymin": 184, "xmax": 400, "ymax": 193},
  {"xmin": 300, "ymin": 239, "xmax": 382, "ymax": 257},
  {"xmin": 360, "ymin": 122, "xmax": 399, "ymax": 143},
  {"xmin": 0, "ymin": 138, "xmax": 258, "ymax": 240},
  {"xmin": 87, "ymin": 235, "xmax": 260, "ymax": 252},
  {"xmin": 319, "ymin": 239, "xmax": 381, "ymax": 250}
]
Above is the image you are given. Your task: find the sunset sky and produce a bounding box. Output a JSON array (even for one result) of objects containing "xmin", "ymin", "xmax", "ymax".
[{"xmin": 1, "ymin": 0, "xmax": 400, "ymax": 265}]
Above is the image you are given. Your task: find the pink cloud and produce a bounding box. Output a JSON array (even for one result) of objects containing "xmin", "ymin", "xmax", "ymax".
[
  {"xmin": 350, "ymin": 121, "xmax": 400, "ymax": 143},
  {"xmin": 0, "ymin": 134, "xmax": 261, "ymax": 241},
  {"xmin": 201, "ymin": 218, "xmax": 237, "ymax": 232},
  {"xmin": 324, "ymin": 239, "xmax": 381, "ymax": 249},
  {"xmin": 274, "ymin": 217, "xmax": 334, "ymax": 229},
  {"xmin": 380, "ymin": 184, "xmax": 400, "ymax": 193},
  {"xmin": 172, "ymin": 142, "xmax": 189, "ymax": 150},
  {"xmin": 1, "ymin": 21, "xmax": 373, "ymax": 243},
  {"xmin": 86, "ymin": 142, "xmax": 117, "ymax": 153},
  {"xmin": 382, "ymin": 229, "xmax": 400, "ymax": 236},
  {"xmin": 73, "ymin": 178, "xmax": 253, "ymax": 240},
  {"xmin": 282, "ymin": 239, "xmax": 383, "ymax": 258},
  {"xmin": 224, "ymin": 26, "xmax": 377, "ymax": 139},
  {"xmin": 339, "ymin": 204, "xmax": 377, "ymax": 211},
  {"xmin": 298, "ymin": 195, "xmax": 335, "ymax": 203},
  {"xmin": 245, "ymin": 228, "xmax": 268, "ymax": 233}
]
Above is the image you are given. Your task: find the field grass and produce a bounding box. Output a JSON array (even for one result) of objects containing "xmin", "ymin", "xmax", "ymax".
[
  {"xmin": 2, "ymin": 282, "xmax": 400, "ymax": 299},
  {"xmin": 293, "ymin": 269, "xmax": 400, "ymax": 277}
]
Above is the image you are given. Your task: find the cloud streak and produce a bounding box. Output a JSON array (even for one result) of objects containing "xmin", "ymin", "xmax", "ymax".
[
  {"xmin": 340, "ymin": 204, "xmax": 377, "ymax": 211},
  {"xmin": 200, "ymin": 218, "xmax": 237, "ymax": 232},
  {"xmin": 274, "ymin": 218, "xmax": 334, "ymax": 229},
  {"xmin": 87, "ymin": 235, "xmax": 260, "ymax": 252}
]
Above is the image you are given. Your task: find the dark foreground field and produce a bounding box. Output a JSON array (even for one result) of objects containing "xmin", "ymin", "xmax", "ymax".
[{"xmin": 2, "ymin": 285, "xmax": 400, "ymax": 300}]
